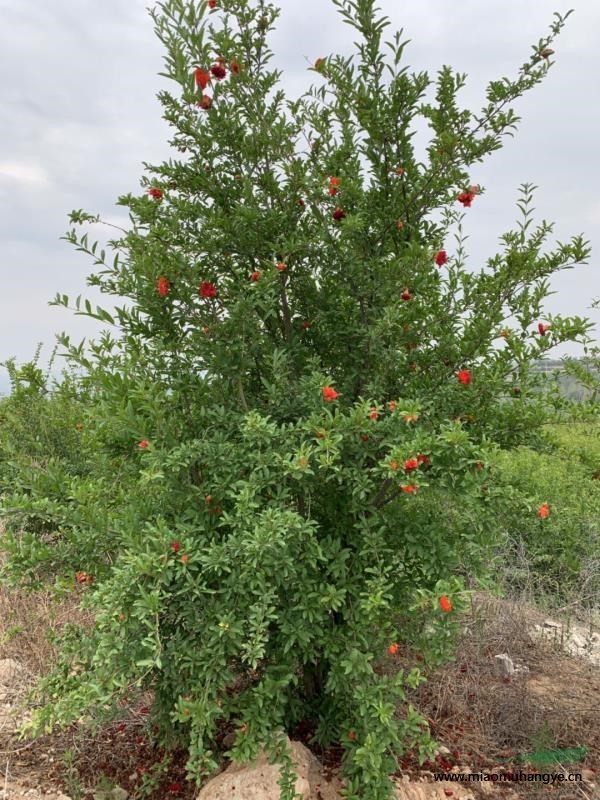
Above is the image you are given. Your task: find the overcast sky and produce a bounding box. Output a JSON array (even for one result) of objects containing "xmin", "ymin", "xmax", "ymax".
[{"xmin": 1, "ymin": 0, "xmax": 599, "ymax": 395}]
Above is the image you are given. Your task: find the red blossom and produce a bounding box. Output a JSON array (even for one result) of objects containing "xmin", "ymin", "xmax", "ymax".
[
  {"xmin": 322, "ymin": 386, "xmax": 340, "ymax": 402},
  {"xmin": 388, "ymin": 643, "xmax": 400, "ymax": 655},
  {"xmin": 168, "ymin": 783, "xmax": 183, "ymax": 795},
  {"xmin": 180, "ymin": 554, "xmax": 190, "ymax": 565},
  {"xmin": 230, "ymin": 60, "xmax": 240, "ymax": 74},
  {"xmin": 75, "ymin": 571, "xmax": 91, "ymax": 585},
  {"xmin": 315, "ymin": 57, "xmax": 325, "ymax": 71},
  {"xmin": 302, "ymin": 320, "xmax": 311, "ymax": 329},
  {"xmin": 138, "ymin": 439, "xmax": 149, "ymax": 449},
  {"xmin": 403, "ymin": 414, "xmax": 418, "ymax": 423},
  {"xmin": 171, "ymin": 541, "xmax": 181, "ymax": 553},
  {"xmin": 401, "ymin": 288, "xmax": 412, "ymax": 301},
  {"xmin": 157, "ymin": 276, "xmax": 170, "ymax": 297},
  {"xmin": 538, "ymin": 502, "xmax": 550, "ymax": 519},
  {"xmin": 276, "ymin": 262, "xmax": 287, "ymax": 272},
  {"xmin": 388, "ymin": 400, "xmax": 397, "ymax": 413},
  {"xmin": 194, "ymin": 68, "xmax": 211, "ymax": 89},
  {"xmin": 457, "ymin": 369, "xmax": 472, "ymax": 385},
  {"xmin": 368, "ymin": 407, "xmax": 379, "ymax": 421},
  {"xmin": 332, "ymin": 207, "xmax": 346, "ymax": 221},
  {"xmin": 457, "ymin": 189, "xmax": 477, "ymax": 207},
  {"xmin": 328, "ymin": 176, "xmax": 341, "ymax": 196},
  {"xmin": 389, "ymin": 460, "xmax": 399, "ymax": 471},
  {"xmin": 404, "ymin": 458, "xmax": 419, "ymax": 471},
  {"xmin": 435, "ymin": 249, "xmax": 448, "ymax": 267},
  {"xmin": 396, "ymin": 219, "xmax": 405, "ymax": 231},
  {"xmin": 439, "ymin": 595, "xmax": 453, "ymax": 613},
  {"xmin": 211, "ymin": 63, "xmax": 227, "ymax": 80},
  {"xmin": 148, "ymin": 187, "xmax": 163, "ymax": 200},
  {"xmin": 537, "ymin": 322, "xmax": 551, "ymax": 336},
  {"xmin": 416, "ymin": 453, "xmax": 430, "ymax": 466},
  {"xmin": 198, "ymin": 94, "xmax": 213, "ymax": 110},
  {"xmin": 250, "ymin": 271, "xmax": 261, "ymax": 282},
  {"xmin": 401, "ymin": 484, "xmax": 418, "ymax": 494},
  {"xmin": 199, "ymin": 281, "xmax": 217, "ymax": 298},
  {"xmin": 207, "ymin": 0, "xmax": 217, "ymax": 8}
]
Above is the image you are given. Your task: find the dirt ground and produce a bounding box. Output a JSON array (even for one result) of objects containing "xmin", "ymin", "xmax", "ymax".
[{"xmin": 0, "ymin": 589, "xmax": 598, "ymax": 800}]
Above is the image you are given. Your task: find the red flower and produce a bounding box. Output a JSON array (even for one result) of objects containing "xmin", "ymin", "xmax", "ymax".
[
  {"xmin": 205, "ymin": 494, "xmax": 213, "ymax": 504},
  {"xmin": 388, "ymin": 400, "xmax": 397, "ymax": 413},
  {"xmin": 199, "ymin": 281, "xmax": 217, "ymax": 298},
  {"xmin": 328, "ymin": 176, "xmax": 341, "ymax": 196},
  {"xmin": 250, "ymin": 271, "xmax": 261, "ymax": 282},
  {"xmin": 435, "ymin": 249, "xmax": 448, "ymax": 267},
  {"xmin": 322, "ymin": 386, "xmax": 340, "ymax": 401},
  {"xmin": 180, "ymin": 554, "xmax": 189, "ymax": 565},
  {"xmin": 360, "ymin": 434, "xmax": 369, "ymax": 442},
  {"xmin": 403, "ymin": 414, "xmax": 418, "ymax": 423},
  {"xmin": 404, "ymin": 457, "xmax": 419, "ymax": 471},
  {"xmin": 315, "ymin": 57, "xmax": 325, "ymax": 71},
  {"xmin": 157, "ymin": 276, "xmax": 170, "ymax": 297},
  {"xmin": 538, "ymin": 502, "xmax": 550, "ymax": 519},
  {"xmin": 138, "ymin": 439, "xmax": 149, "ymax": 449},
  {"xmin": 171, "ymin": 541, "xmax": 181, "ymax": 553},
  {"xmin": 194, "ymin": 68, "xmax": 211, "ymax": 89},
  {"xmin": 457, "ymin": 189, "xmax": 477, "ymax": 207},
  {"xmin": 368, "ymin": 407, "xmax": 379, "ymax": 421},
  {"xmin": 211, "ymin": 63, "xmax": 227, "ymax": 80},
  {"xmin": 401, "ymin": 484, "xmax": 418, "ymax": 494},
  {"xmin": 198, "ymin": 94, "xmax": 213, "ymax": 110},
  {"xmin": 500, "ymin": 329, "xmax": 509, "ymax": 338},
  {"xmin": 348, "ymin": 729, "xmax": 357, "ymax": 741},
  {"xmin": 202, "ymin": 326, "xmax": 210, "ymax": 334},
  {"xmin": 416, "ymin": 453, "xmax": 430, "ymax": 466},
  {"xmin": 276, "ymin": 262, "xmax": 287, "ymax": 272},
  {"xmin": 168, "ymin": 783, "xmax": 183, "ymax": 795},
  {"xmin": 395, "ymin": 166, "xmax": 405, "ymax": 176},
  {"xmin": 389, "ymin": 459, "xmax": 399, "ymax": 471},
  {"xmin": 401, "ymin": 288, "xmax": 412, "ymax": 301},
  {"xmin": 207, "ymin": 0, "xmax": 217, "ymax": 7},
  {"xmin": 457, "ymin": 369, "xmax": 471, "ymax": 385},
  {"xmin": 302, "ymin": 320, "xmax": 311, "ymax": 329},
  {"xmin": 230, "ymin": 60, "xmax": 240, "ymax": 74},
  {"xmin": 475, "ymin": 461, "xmax": 484, "ymax": 471},
  {"xmin": 332, "ymin": 207, "xmax": 346, "ymax": 221},
  {"xmin": 75, "ymin": 571, "xmax": 91, "ymax": 584},
  {"xmin": 148, "ymin": 187, "xmax": 163, "ymax": 200},
  {"xmin": 396, "ymin": 219, "xmax": 405, "ymax": 231},
  {"xmin": 537, "ymin": 322, "xmax": 551, "ymax": 336},
  {"xmin": 439, "ymin": 595, "xmax": 453, "ymax": 613},
  {"xmin": 388, "ymin": 643, "xmax": 400, "ymax": 655}
]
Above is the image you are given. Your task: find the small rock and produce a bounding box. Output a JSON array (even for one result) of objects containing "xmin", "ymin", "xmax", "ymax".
[{"xmin": 493, "ymin": 653, "xmax": 515, "ymax": 677}]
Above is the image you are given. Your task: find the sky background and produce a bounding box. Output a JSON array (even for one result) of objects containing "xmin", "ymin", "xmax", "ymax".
[{"xmin": 1, "ymin": 0, "xmax": 599, "ymax": 395}]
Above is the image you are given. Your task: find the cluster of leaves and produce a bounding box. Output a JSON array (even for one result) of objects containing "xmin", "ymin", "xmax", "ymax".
[{"xmin": 0, "ymin": 1, "xmax": 595, "ymax": 798}]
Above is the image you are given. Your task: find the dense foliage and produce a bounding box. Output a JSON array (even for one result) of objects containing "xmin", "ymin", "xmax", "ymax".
[{"xmin": 0, "ymin": 1, "xmax": 595, "ymax": 797}]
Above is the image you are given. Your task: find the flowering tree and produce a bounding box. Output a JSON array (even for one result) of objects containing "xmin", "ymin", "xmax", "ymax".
[{"xmin": 2, "ymin": 1, "xmax": 592, "ymax": 798}]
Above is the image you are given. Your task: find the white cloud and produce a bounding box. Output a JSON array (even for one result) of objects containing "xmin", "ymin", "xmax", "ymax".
[{"xmin": 0, "ymin": 161, "xmax": 49, "ymax": 184}]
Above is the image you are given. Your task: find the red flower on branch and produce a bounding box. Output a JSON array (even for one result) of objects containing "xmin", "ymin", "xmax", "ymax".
[
  {"xmin": 138, "ymin": 439, "xmax": 149, "ymax": 449},
  {"xmin": 388, "ymin": 643, "xmax": 400, "ymax": 655},
  {"xmin": 199, "ymin": 281, "xmax": 217, "ymax": 298},
  {"xmin": 439, "ymin": 596, "xmax": 453, "ymax": 613},
  {"xmin": 537, "ymin": 322, "xmax": 551, "ymax": 336},
  {"xmin": 332, "ymin": 207, "xmax": 346, "ymax": 221},
  {"xmin": 276, "ymin": 262, "xmax": 287, "ymax": 272},
  {"xmin": 230, "ymin": 60, "xmax": 240, "ymax": 74},
  {"xmin": 148, "ymin": 187, "xmax": 163, "ymax": 200},
  {"xmin": 457, "ymin": 187, "xmax": 478, "ymax": 207},
  {"xmin": 401, "ymin": 288, "xmax": 412, "ymax": 301},
  {"xmin": 171, "ymin": 541, "xmax": 181, "ymax": 553},
  {"xmin": 388, "ymin": 400, "xmax": 397, "ymax": 413},
  {"xmin": 157, "ymin": 276, "xmax": 170, "ymax": 297},
  {"xmin": 369, "ymin": 407, "xmax": 379, "ymax": 421},
  {"xmin": 194, "ymin": 68, "xmax": 210, "ymax": 89},
  {"xmin": 328, "ymin": 176, "xmax": 341, "ymax": 196},
  {"xmin": 389, "ymin": 459, "xmax": 399, "ymax": 471},
  {"xmin": 404, "ymin": 458, "xmax": 419, "ymax": 471},
  {"xmin": 211, "ymin": 63, "xmax": 227, "ymax": 80},
  {"xmin": 75, "ymin": 571, "xmax": 92, "ymax": 585},
  {"xmin": 457, "ymin": 369, "xmax": 471, "ymax": 385},
  {"xmin": 401, "ymin": 484, "xmax": 418, "ymax": 494},
  {"xmin": 322, "ymin": 386, "xmax": 340, "ymax": 401},
  {"xmin": 302, "ymin": 320, "xmax": 311, "ymax": 329},
  {"xmin": 348, "ymin": 729, "xmax": 357, "ymax": 741},
  {"xmin": 435, "ymin": 249, "xmax": 448, "ymax": 267},
  {"xmin": 198, "ymin": 94, "xmax": 213, "ymax": 110},
  {"xmin": 538, "ymin": 503, "xmax": 550, "ymax": 519},
  {"xmin": 250, "ymin": 271, "xmax": 261, "ymax": 282},
  {"xmin": 416, "ymin": 453, "xmax": 430, "ymax": 466},
  {"xmin": 208, "ymin": 0, "xmax": 217, "ymax": 8}
]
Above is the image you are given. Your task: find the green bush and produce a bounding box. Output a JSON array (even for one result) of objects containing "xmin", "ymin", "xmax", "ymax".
[{"xmin": 0, "ymin": 1, "xmax": 594, "ymax": 798}]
